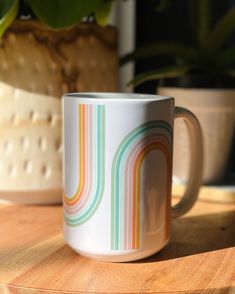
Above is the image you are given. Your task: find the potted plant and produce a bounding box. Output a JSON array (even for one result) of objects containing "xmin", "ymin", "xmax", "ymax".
[
  {"xmin": 0, "ymin": 0, "xmax": 118, "ymax": 204},
  {"xmin": 121, "ymin": 0, "xmax": 235, "ymax": 184}
]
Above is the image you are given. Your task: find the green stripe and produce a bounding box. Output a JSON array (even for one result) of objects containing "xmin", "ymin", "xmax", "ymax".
[
  {"xmin": 64, "ymin": 105, "xmax": 105, "ymax": 226},
  {"xmin": 111, "ymin": 121, "xmax": 172, "ymax": 250}
]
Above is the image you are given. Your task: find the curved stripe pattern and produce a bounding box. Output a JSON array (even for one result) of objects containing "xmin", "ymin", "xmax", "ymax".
[
  {"xmin": 111, "ymin": 121, "xmax": 173, "ymax": 250},
  {"xmin": 64, "ymin": 104, "xmax": 105, "ymax": 226}
]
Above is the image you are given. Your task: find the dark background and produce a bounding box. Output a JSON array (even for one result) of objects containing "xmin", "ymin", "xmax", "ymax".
[
  {"xmin": 135, "ymin": 0, "xmax": 235, "ymax": 93},
  {"xmin": 135, "ymin": 0, "xmax": 235, "ymax": 174}
]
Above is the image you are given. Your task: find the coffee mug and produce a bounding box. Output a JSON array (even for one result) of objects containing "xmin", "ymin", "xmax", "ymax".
[{"xmin": 63, "ymin": 93, "xmax": 203, "ymax": 262}]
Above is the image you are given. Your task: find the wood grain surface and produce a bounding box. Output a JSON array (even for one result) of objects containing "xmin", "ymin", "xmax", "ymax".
[{"xmin": 0, "ymin": 198, "xmax": 234, "ymax": 293}]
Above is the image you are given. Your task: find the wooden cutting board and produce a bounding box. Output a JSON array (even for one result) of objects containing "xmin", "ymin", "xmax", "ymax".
[{"xmin": 0, "ymin": 198, "xmax": 235, "ymax": 293}]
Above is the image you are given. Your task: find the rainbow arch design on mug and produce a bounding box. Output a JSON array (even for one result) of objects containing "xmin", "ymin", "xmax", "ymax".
[
  {"xmin": 111, "ymin": 121, "xmax": 173, "ymax": 250},
  {"xmin": 63, "ymin": 104, "xmax": 105, "ymax": 226}
]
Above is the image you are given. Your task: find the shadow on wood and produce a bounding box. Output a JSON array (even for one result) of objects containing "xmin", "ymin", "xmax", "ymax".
[
  {"xmin": 0, "ymin": 204, "xmax": 234, "ymax": 293},
  {"xmin": 136, "ymin": 210, "xmax": 235, "ymax": 263}
]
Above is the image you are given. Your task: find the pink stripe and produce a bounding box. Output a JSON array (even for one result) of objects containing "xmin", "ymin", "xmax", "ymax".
[
  {"xmin": 74, "ymin": 104, "xmax": 93, "ymax": 211},
  {"xmin": 124, "ymin": 136, "xmax": 154, "ymax": 248},
  {"xmin": 64, "ymin": 105, "xmax": 93, "ymax": 214},
  {"xmin": 124, "ymin": 134, "xmax": 170, "ymax": 248},
  {"xmin": 124, "ymin": 140, "xmax": 146, "ymax": 248}
]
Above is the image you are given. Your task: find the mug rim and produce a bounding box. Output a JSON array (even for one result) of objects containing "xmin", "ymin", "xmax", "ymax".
[{"xmin": 63, "ymin": 92, "xmax": 173, "ymax": 102}]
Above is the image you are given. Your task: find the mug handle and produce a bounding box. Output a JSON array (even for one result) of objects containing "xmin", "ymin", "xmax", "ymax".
[{"xmin": 172, "ymin": 106, "xmax": 203, "ymax": 218}]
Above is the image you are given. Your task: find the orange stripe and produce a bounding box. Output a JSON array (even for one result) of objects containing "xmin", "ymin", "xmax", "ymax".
[
  {"xmin": 73, "ymin": 104, "xmax": 93, "ymax": 211},
  {"xmin": 132, "ymin": 142, "xmax": 171, "ymax": 248},
  {"xmin": 64, "ymin": 104, "xmax": 86, "ymax": 205}
]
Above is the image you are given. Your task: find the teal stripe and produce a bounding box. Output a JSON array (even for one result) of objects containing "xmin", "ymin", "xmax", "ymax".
[
  {"xmin": 111, "ymin": 121, "xmax": 172, "ymax": 250},
  {"xmin": 64, "ymin": 105, "xmax": 105, "ymax": 226}
]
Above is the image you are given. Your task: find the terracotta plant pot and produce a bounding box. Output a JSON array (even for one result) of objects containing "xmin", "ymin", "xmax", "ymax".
[
  {"xmin": 158, "ymin": 86, "xmax": 235, "ymax": 184},
  {"xmin": 0, "ymin": 20, "xmax": 118, "ymax": 204}
]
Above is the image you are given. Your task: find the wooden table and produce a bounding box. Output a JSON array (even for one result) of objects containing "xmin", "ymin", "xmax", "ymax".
[{"xmin": 0, "ymin": 198, "xmax": 234, "ymax": 293}]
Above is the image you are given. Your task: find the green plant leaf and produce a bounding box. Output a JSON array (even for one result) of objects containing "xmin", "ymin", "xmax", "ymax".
[
  {"xmin": 26, "ymin": 0, "xmax": 104, "ymax": 29},
  {"xmin": 155, "ymin": 0, "xmax": 174, "ymax": 12},
  {"xmin": 96, "ymin": 0, "xmax": 113, "ymax": 26},
  {"xmin": 189, "ymin": 0, "xmax": 211, "ymax": 48},
  {"xmin": 202, "ymin": 6, "xmax": 235, "ymax": 53},
  {"xmin": 216, "ymin": 46, "xmax": 235, "ymax": 66},
  {"xmin": 221, "ymin": 69, "xmax": 235, "ymax": 77},
  {"xmin": 120, "ymin": 43, "xmax": 195, "ymax": 65},
  {"xmin": 128, "ymin": 65, "xmax": 190, "ymax": 87},
  {"xmin": 0, "ymin": 0, "xmax": 19, "ymax": 37}
]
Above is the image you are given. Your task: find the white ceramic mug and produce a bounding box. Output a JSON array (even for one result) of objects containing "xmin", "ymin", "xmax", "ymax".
[{"xmin": 63, "ymin": 93, "xmax": 203, "ymax": 262}]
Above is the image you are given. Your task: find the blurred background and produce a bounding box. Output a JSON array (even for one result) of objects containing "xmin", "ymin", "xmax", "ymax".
[
  {"xmin": 0, "ymin": 0, "xmax": 234, "ymax": 204},
  {"xmin": 124, "ymin": 0, "xmax": 235, "ymax": 182},
  {"xmin": 134, "ymin": 0, "xmax": 235, "ymax": 92}
]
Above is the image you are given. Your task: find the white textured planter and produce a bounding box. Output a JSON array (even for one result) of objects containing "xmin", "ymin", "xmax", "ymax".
[
  {"xmin": 0, "ymin": 81, "xmax": 62, "ymax": 204},
  {"xmin": 0, "ymin": 20, "xmax": 118, "ymax": 204},
  {"xmin": 158, "ymin": 87, "xmax": 235, "ymax": 184}
]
